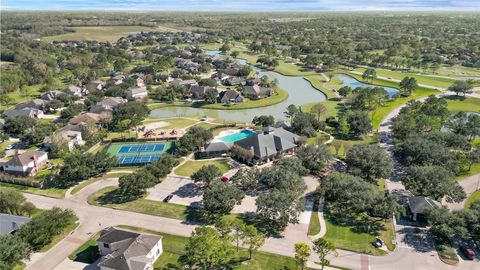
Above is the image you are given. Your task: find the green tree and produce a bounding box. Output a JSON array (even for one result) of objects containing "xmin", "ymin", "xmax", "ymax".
[
  {"xmin": 294, "ymin": 242, "xmax": 310, "ymax": 270},
  {"xmin": 345, "ymin": 144, "xmax": 393, "ymax": 181},
  {"xmin": 242, "ymin": 225, "xmax": 265, "ymax": 259},
  {"xmin": 180, "ymin": 226, "xmax": 234, "ymax": 269},
  {"xmin": 191, "ymin": 164, "xmax": 222, "ymax": 186},
  {"xmin": 313, "ymin": 238, "xmax": 336, "ymax": 270},
  {"xmin": 311, "ymin": 103, "xmax": 327, "ymax": 120},
  {"xmin": 0, "ymin": 235, "xmax": 31, "ymax": 270},
  {"xmin": 338, "ymin": 86, "xmax": 352, "ymax": 98},
  {"xmin": 252, "ymin": 115, "xmax": 275, "ymax": 127},
  {"xmin": 202, "ymin": 180, "xmax": 245, "ymax": 220},
  {"xmin": 346, "ymin": 110, "xmax": 372, "ymax": 137},
  {"xmin": 448, "ymin": 80, "xmax": 473, "ymax": 96},
  {"xmin": 284, "ymin": 104, "xmax": 299, "ymax": 122},
  {"xmin": 296, "ymin": 144, "xmax": 333, "ymax": 173},
  {"xmin": 399, "ymin": 76, "xmax": 417, "ymax": 96},
  {"xmin": 362, "ymin": 68, "xmax": 376, "ymax": 82},
  {"xmin": 403, "ymin": 165, "xmax": 465, "ymax": 202}
]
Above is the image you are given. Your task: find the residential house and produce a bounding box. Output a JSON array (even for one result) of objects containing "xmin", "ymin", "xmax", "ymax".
[
  {"xmin": 113, "ymin": 75, "xmax": 126, "ymax": 85},
  {"xmin": 89, "ymin": 97, "xmax": 127, "ymax": 114},
  {"xmin": 196, "ymin": 141, "xmax": 232, "ymax": 159},
  {"xmin": 44, "ymin": 127, "xmax": 85, "ymax": 151},
  {"xmin": 16, "ymin": 99, "xmax": 46, "ymax": 110},
  {"xmin": 86, "ymin": 80, "xmax": 105, "ymax": 93},
  {"xmin": 130, "ymin": 74, "xmax": 146, "ymax": 87},
  {"xmin": 170, "ymin": 78, "xmax": 197, "ymax": 88},
  {"xmin": 0, "ymin": 150, "xmax": 48, "ymax": 177},
  {"xmin": 243, "ymin": 84, "xmax": 273, "ymax": 99},
  {"xmin": 222, "ymin": 76, "xmax": 245, "ymax": 86},
  {"xmin": 245, "ymin": 78, "xmax": 262, "ymax": 86},
  {"xmin": 96, "ymin": 227, "xmax": 162, "ymax": 270},
  {"xmin": 3, "ymin": 107, "xmax": 44, "ymax": 119},
  {"xmin": 65, "ymin": 85, "xmax": 85, "ymax": 97},
  {"xmin": 224, "ymin": 63, "xmax": 243, "ymax": 76},
  {"xmin": 407, "ymin": 196, "xmax": 441, "ymax": 222},
  {"xmin": 69, "ymin": 112, "xmax": 106, "ymax": 125},
  {"xmin": 219, "ymin": 89, "xmax": 244, "ymax": 104},
  {"xmin": 40, "ymin": 90, "xmax": 63, "ymax": 101},
  {"xmin": 0, "ymin": 213, "xmax": 30, "ymax": 235},
  {"xmin": 234, "ymin": 127, "xmax": 300, "ymax": 163},
  {"xmin": 187, "ymin": 85, "xmax": 210, "ymax": 99},
  {"xmin": 126, "ymin": 86, "xmax": 148, "ymax": 100}
]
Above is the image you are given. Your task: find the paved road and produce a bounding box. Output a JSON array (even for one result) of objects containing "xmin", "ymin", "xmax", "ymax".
[{"xmin": 446, "ymin": 173, "xmax": 480, "ymax": 210}]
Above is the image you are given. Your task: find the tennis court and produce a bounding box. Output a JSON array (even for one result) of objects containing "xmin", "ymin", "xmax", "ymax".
[
  {"xmin": 106, "ymin": 141, "xmax": 174, "ymax": 166},
  {"xmin": 117, "ymin": 155, "xmax": 161, "ymax": 165},
  {"xmin": 118, "ymin": 144, "xmax": 165, "ymax": 154}
]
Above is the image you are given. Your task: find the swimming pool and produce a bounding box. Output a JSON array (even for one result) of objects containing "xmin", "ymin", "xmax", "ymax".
[{"xmin": 217, "ymin": 130, "xmax": 256, "ymax": 143}]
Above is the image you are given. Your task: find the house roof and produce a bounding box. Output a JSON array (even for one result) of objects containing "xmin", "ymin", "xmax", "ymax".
[
  {"xmin": 4, "ymin": 151, "xmax": 48, "ymax": 167},
  {"xmin": 234, "ymin": 127, "xmax": 299, "ymax": 159},
  {"xmin": 205, "ymin": 141, "xmax": 232, "ymax": 152},
  {"xmin": 219, "ymin": 89, "xmax": 242, "ymax": 102},
  {"xmin": 408, "ymin": 196, "xmax": 441, "ymax": 215},
  {"xmin": 69, "ymin": 113, "xmax": 103, "ymax": 125},
  {"xmin": 3, "ymin": 107, "xmax": 43, "ymax": 118},
  {"xmin": 40, "ymin": 90, "xmax": 63, "ymax": 101},
  {"xmin": 97, "ymin": 228, "xmax": 161, "ymax": 270},
  {"xmin": 126, "ymin": 86, "xmax": 147, "ymax": 95},
  {"xmin": 66, "ymin": 85, "xmax": 82, "ymax": 93},
  {"xmin": 0, "ymin": 213, "xmax": 30, "ymax": 235},
  {"xmin": 243, "ymin": 85, "xmax": 272, "ymax": 97}
]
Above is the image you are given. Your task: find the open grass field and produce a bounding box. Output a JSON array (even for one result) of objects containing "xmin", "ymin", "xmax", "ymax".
[
  {"xmin": 445, "ymin": 97, "xmax": 480, "ymax": 112},
  {"xmin": 301, "ymin": 100, "xmax": 341, "ymax": 121},
  {"xmin": 456, "ymin": 163, "xmax": 480, "ymax": 181},
  {"xmin": 353, "ymin": 67, "xmax": 455, "ymax": 89},
  {"xmin": 435, "ymin": 65, "xmax": 480, "ymax": 78},
  {"xmin": 465, "ymin": 190, "xmax": 480, "ymax": 209},
  {"xmin": 88, "ymin": 186, "xmax": 190, "ymax": 220},
  {"xmin": 42, "ymin": 26, "xmax": 159, "ymax": 42},
  {"xmin": 0, "ymin": 84, "xmax": 43, "ymax": 111},
  {"xmin": 323, "ymin": 210, "xmax": 394, "ymax": 256},
  {"xmin": 304, "ymin": 75, "xmax": 338, "ymax": 99},
  {"xmin": 174, "ymin": 159, "xmax": 231, "ymax": 177},
  {"xmin": 0, "ymin": 182, "xmax": 67, "ymax": 199}
]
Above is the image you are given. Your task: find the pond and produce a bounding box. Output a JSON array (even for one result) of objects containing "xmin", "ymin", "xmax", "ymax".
[
  {"xmin": 150, "ymin": 51, "xmax": 327, "ymax": 122},
  {"xmin": 334, "ymin": 74, "xmax": 399, "ymax": 97}
]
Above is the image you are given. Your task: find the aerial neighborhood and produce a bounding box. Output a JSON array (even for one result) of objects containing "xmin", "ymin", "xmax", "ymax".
[{"xmin": 0, "ymin": 7, "xmax": 480, "ymax": 270}]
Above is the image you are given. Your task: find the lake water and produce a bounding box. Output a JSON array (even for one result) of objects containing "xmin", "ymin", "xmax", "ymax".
[
  {"xmin": 334, "ymin": 74, "xmax": 399, "ymax": 97},
  {"xmin": 150, "ymin": 51, "xmax": 327, "ymax": 122},
  {"xmin": 150, "ymin": 52, "xmax": 400, "ymax": 123}
]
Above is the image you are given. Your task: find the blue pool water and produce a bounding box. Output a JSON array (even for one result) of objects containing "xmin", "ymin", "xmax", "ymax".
[{"xmin": 218, "ymin": 130, "xmax": 256, "ymax": 143}]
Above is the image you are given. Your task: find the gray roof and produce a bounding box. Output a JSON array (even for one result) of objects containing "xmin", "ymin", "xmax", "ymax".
[
  {"xmin": 205, "ymin": 141, "xmax": 232, "ymax": 152},
  {"xmin": 40, "ymin": 90, "xmax": 63, "ymax": 101},
  {"xmin": 0, "ymin": 213, "xmax": 30, "ymax": 235},
  {"xmin": 219, "ymin": 89, "xmax": 243, "ymax": 103},
  {"xmin": 97, "ymin": 228, "xmax": 161, "ymax": 270},
  {"xmin": 3, "ymin": 108, "xmax": 42, "ymax": 118},
  {"xmin": 408, "ymin": 196, "xmax": 441, "ymax": 215},
  {"xmin": 126, "ymin": 86, "xmax": 147, "ymax": 95},
  {"xmin": 234, "ymin": 127, "xmax": 299, "ymax": 159}
]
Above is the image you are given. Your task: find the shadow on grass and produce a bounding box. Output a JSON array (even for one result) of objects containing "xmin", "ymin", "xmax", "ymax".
[
  {"xmin": 324, "ymin": 208, "xmax": 381, "ymax": 236},
  {"xmin": 72, "ymin": 246, "xmax": 99, "ymax": 264}
]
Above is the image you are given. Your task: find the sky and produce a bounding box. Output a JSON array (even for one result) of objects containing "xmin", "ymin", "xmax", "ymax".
[{"xmin": 2, "ymin": 0, "xmax": 480, "ymax": 11}]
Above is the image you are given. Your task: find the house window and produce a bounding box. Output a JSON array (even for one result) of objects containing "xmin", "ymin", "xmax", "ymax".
[
  {"xmin": 156, "ymin": 249, "xmax": 160, "ymax": 255},
  {"xmin": 103, "ymin": 243, "xmax": 109, "ymax": 248}
]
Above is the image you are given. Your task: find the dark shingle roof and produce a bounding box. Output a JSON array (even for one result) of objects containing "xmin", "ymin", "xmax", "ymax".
[
  {"xmin": 234, "ymin": 127, "xmax": 299, "ymax": 159},
  {"xmin": 0, "ymin": 213, "xmax": 30, "ymax": 235},
  {"xmin": 408, "ymin": 196, "xmax": 441, "ymax": 214}
]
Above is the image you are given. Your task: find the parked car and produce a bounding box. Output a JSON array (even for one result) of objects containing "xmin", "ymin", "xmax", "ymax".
[
  {"xmin": 460, "ymin": 246, "xmax": 476, "ymax": 260},
  {"xmin": 163, "ymin": 195, "xmax": 173, "ymax": 202},
  {"xmin": 221, "ymin": 176, "xmax": 229, "ymax": 182},
  {"xmin": 371, "ymin": 238, "xmax": 383, "ymax": 248},
  {"xmin": 5, "ymin": 144, "xmax": 13, "ymax": 150}
]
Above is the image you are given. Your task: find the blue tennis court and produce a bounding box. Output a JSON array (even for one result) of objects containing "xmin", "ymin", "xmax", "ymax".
[
  {"xmin": 118, "ymin": 143, "xmax": 165, "ymax": 154},
  {"xmin": 117, "ymin": 154, "xmax": 161, "ymax": 165}
]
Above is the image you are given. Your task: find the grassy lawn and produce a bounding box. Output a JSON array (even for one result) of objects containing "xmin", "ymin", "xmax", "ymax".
[
  {"xmin": 301, "ymin": 100, "xmax": 341, "ymax": 121},
  {"xmin": 70, "ymin": 172, "xmax": 132, "ymax": 195},
  {"xmin": 306, "ymin": 131, "xmax": 331, "ymax": 145},
  {"xmin": 378, "ymin": 220, "xmax": 396, "ymax": 251},
  {"xmin": 307, "ymin": 202, "xmax": 321, "ymax": 236},
  {"xmin": 68, "ymin": 232, "xmax": 101, "ymax": 263},
  {"xmin": 88, "ymin": 186, "xmax": 190, "ymax": 220},
  {"xmin": 42, "ymin": 26, "xmax": 156, "ymax": 42},
  {"xmin": 0, "ymin": 182, "xmax": 67, "ymax": 198},
  {"xmin": 353, "ymin": 66, "xmax": 455, "ymax": 89},
  {"xmin": 445, "ymin": 96, "xmax": 480, "ymax": 112},
  {"xmin": 465, "ymin": 190, "xmax": 480, "ymax": 209},
  {"xmin": 323, "ymin": 210, "xmax": 392, "ymax": 256},
  {"xmin": 435, "ymin": 65, "xmax": 480, "ymax": 78},
  {"xmin": 0, "ymin": 84, "xmax": 43, "ymax": 111},
  {"xmin": 40, "ymin": 217, "xmax": 79, "ymax": 252},
  {"xmin": 174, "ymin": 159, "xmax": 231, "ymax": 177},
  {"xmin": 144, "ymin": 117, "xmax": 199, "ymax": 129},
  {"xmin": 105, "ymin": 131, "xmax": 137, "ymax": 140},
  {"xmin": 456, "ymin": 163, "xmax": 480, "ymax": 181},
  {"xmin": 304, "ymin": 75, "xmax": 337, "ymax": 99}
]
